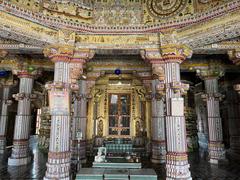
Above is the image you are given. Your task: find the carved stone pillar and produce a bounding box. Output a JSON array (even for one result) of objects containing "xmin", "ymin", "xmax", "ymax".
[
  {"xmin": 43, "ymin": 45, "xmax": 93, "ymax": 179},
  {"xmin": 71, "ymin": 80, "xmax": 87, "ymax": 163},
  {"xmin": 197, "ymin": 65, "xmax": 226, "ymax": 164},
  {"xmin": 0, "ymin": 77, "xmax": 15, "ymax": 154},
  {"xmin": 141, "ymin": 32, "xmax": 192, "ymax": 180},
  {"xmin": 230, "ymin": 49, "xmax": 240, "ymax": 161},
  {"xmin": 151, "ymin": 79, "xmax": 166, "ymax": 163},
  {"xmin": 8, "ymin": 67, "xmax": 40, "ymax": 166}
]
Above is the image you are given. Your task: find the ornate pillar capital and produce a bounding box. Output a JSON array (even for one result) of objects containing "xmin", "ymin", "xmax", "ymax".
[
  {"xmin": 12, "ymin": 61, "xmax": 42, "ymax": 79},
  {"xmin": 196, "ymin": 63, "xmax": 225, "ymax": 80},
  {"xmin": 228, "ymin": 49, "xmax": 240, "ymax": 65},
  {"xmin": 0, "ymin": 75, "xmax": 17, "ymax": 87},
  {"xmin": 234, "ymin": 84, "xmax": 240, "ymax": 94},
  {"xmin": 70, "ymin": 48, "xmax": 95, "ymax": 83},
  {"xmin": 159, "ymin": 31, "xmax": 193, "ymax": 62},
  {"xmin": 140, "ymin": 49, "xmax": 165, "ymax": 81},
  {"xmin": 0, "ymin": 50, "xmax": 8, "ymax": 58},
  {"xmin": 43, "ymin": 44, "xmax": 74, "ymax": 63}
]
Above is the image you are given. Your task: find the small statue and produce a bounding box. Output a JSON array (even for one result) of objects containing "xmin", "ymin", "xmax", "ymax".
[{"xmin": 94, "ymin": 147, "xmax": 107, "ymax": 163}]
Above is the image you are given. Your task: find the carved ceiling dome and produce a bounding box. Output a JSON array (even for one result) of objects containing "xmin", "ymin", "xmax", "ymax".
[{"xmin": 147, "ymin": 0, "xmax": 188, "ymax": 18}]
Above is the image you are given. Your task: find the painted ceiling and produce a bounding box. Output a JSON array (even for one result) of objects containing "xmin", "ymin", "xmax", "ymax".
[{"xmin": 3, "ymin": 0, "xmax": 232, "ymax": 26}]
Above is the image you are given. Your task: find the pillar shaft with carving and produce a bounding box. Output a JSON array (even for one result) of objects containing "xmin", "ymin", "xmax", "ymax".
[
  {"xmin": 197, "ymin": 66, "xmax": 225, "ymax": 164},
  {"xmin": 44, "ymin": 46, "xmax": 73, "ymax": 180},
  {"xmin": 8, "ymin": 70, "xmax": 39, "ymax": 166},
  {"xmin": 230, "ymin": 49, "xmax": 240, "ymax": 161},
  {"xmin": 0, "ymin": 83, "xmax": 13, "ymax": 154},
  {"xmin": 142, "ymin": 33, "xmax": 192, "ymax": 179},
  {"xmin": 151, "ymin": 79, "xmax": 166, "ymax": 163},
  {"xmin": 71, "ymin": 80, "xmax": 87, "ymax": 163},
  {"xmin": 44, "ymin": 45, "xmax": 93, "ymax": 179}
]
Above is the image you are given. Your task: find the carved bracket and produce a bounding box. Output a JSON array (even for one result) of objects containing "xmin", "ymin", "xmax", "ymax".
[
  {"xmin": 13, "ymin": 93, "xmax": 38, "ymax": 101},
  {"xmin": 171, "ymin": 81, "xmax": 189, "ymax": 95},
  {"xmin": 201, "ymin": 93, "xmax": 225, "ymax": 101}
]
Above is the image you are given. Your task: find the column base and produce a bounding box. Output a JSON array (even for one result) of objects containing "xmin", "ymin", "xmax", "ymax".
[
  {"xmin": 208, "ymin": 142, "xmax": 226, "ymax": 164},
  {"xmin": 81, "ymin": 158, "xmax": 87, "ymax": 164},
  {"xmin": 44, "ymin": 162, "xmax": 71, "ymax": 180},
  {"xmin": 166, "ymin": 153, "xmax": 192, "ymax": 180},
  {"xmin": 44, "ymin": 151, "xmax": 71, "ymax": 180},
  {"xmin": 44, "ymin": 176, "xmax": 70, "ymax": 180},
  {"xmin": 71, "ymin": 140, "xmax": 86, "ymax": 162},
  {"xmin": 151, "ymin": 158, "xmax": 165, "ymax": 164},
  {"xmin": 0, "ymin": 138, "xmax": 6, "ymax": 154},
  {"xmin": 8, "ymin": 156, "xmax": 31, "ymax": 166},
  {"xmin": 166, "ymin": 177, "xmax": 192, "ymax": 180},
  {"xmin": 151, "ymin": 140, "xmax": 166, "ymax": 164}
]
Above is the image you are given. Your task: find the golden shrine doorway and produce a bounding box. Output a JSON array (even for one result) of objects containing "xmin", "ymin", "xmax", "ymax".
[
  {"xmin": 86, "ymin": 73, "xmax": 152, "ymax": 145},
  {"xmin": 108, "ymin": 93, "xmax": 131, "ymax": 137}
]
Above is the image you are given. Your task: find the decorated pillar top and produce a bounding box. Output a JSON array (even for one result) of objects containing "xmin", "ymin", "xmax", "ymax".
[
  {"xmin": 0, "ymin": 50, "xmax": 8, "ymax": 58},
  {"xmin": 141, "ymin": 31, "xmax": 192, "ymax": 65},
  {"xmin": 141, "ymin": 31, "xmax": 192, "ymax": 82},
  {"xmin": 43, "ymin": 44, "xmax": 75, "ymax": 63},
  {"xmin": 0, "ymin": 75, "xmax": 17, "ymax": 87},
  {"xmin": 196, "ymin": 62, "xmax": 225, "ymax": 80},
  {"xmin": 69, "ymin": 48, "xmax": 95, "ymax": 83},
  {"xmin": 228, "ymin": 49, "xmax": 240, "ymax": 65},
  {"xmin": 12, "ymin": 62, "xmax": 42, "ymax": 79}
]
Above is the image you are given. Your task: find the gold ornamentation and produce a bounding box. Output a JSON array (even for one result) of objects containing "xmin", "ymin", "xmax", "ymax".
[
  {"xmin": 97, "ymin": 118, "xmax": 103, "ymax": 137},
  {"xmin": 147, "ymin": 0, "xmax": 188, "ymax": 19}
]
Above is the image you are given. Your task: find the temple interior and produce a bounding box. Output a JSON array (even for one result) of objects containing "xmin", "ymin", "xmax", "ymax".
[{"xmin": 1, "ymin": 0, "xmax": 240, "ymax": 179}]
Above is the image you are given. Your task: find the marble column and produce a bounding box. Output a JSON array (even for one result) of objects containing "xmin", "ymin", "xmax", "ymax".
[
  {"xmin": 141, "ymin": 38, "xmax": 192, "ymax": 179},
  {"xmin": 71, "ymin": 80, "xmax": 87, "ymax": 163},
  {"xmin": 8, "ymin": 70, "xmax": 39, "ymax": 166},
  {"xmin": 151, "ymin": 79, "xmax": 166, "ymax": 163},
  {"xmin": 44, "ymin": 50, "xmax": 72, "ymax": 179},
  {"xmin": 43, "ymin": 46, "xmax": 93, "ymax": 179},
  {"xmin": 197, "ymin": 67, "xmax": 225, "ymax": 164},
  {"xmin": 0, "ymin": 83, "xmax": 13, "ymax": 154}
]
